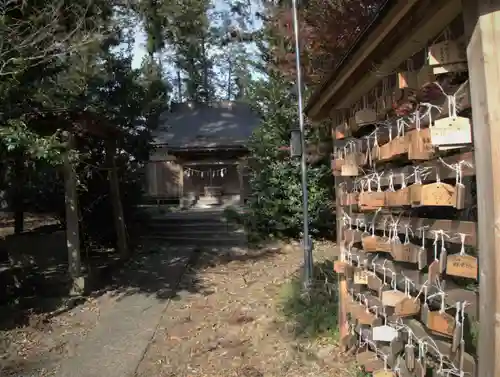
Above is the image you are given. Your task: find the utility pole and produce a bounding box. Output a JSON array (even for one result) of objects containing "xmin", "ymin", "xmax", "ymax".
[{"xmin": 290, "ymin": 0, "xmax": 313, "ymax": 287}]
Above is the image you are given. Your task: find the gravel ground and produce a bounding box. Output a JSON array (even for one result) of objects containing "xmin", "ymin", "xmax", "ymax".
[{"xmin": 135, "ymin": 240, "xmax": 357, "ymax": 377}]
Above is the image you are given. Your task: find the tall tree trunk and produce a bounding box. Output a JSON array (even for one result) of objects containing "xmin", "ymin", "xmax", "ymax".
[
  {"xmin": 201, "ymin": 34, "xmax": 209, "ymax": 102},
  {"xmin": 13, "ymin": 154, "xmax": 24, "ymax": 234},
  {"xmin": 177, "ymin": 70, "xmax": 182, "ymax": 102},
  {"xmin": 227, "ymin": 58, "xmax": 232, "ymax": 100}
]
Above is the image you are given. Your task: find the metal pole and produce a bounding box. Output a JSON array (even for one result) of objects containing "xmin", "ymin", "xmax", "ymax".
[{"xmin": 291, "ymin": 0, "xmax": 313, "ymax": 286}]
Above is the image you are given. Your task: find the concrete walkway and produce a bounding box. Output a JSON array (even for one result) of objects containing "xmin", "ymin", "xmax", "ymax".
[{"xmin": 54, "ymin": 244, "xmax": 197, "ymax": 377}]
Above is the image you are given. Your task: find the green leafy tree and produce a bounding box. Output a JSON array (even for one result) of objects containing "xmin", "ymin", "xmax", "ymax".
[
  {"xmin": 0, "ymin": 0, "xmax": 169, "ymax": 243},
  {"xmin": 138, "ymin": 0, "xmax": 216, "ymax": 102},
  {"xmin": 246, "ymin": 71, "xmax": 334, "ymax": 238}
]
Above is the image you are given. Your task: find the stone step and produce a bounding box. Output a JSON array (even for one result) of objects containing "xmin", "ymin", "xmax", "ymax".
[
  {"xmin": 146, "ymin": 226, "xmax": 245, "ymax": 235},
  {"xmin": 147, "ymin": 214, "xmax": 229, "ymax": 224},
  {"xmin": 148, "ymin": 218, "xmax": 231, "ymax": 226},
  {"xmin": 142, "ymin": 235, "xmax": 247, "ymax": 247},
  {"xmin": 148, "ymin": 229, "xmax": 246, "ymax": 238},
  {"xmin": 145, "ymin": 208, "xmax": 243, "ymax": 218}
]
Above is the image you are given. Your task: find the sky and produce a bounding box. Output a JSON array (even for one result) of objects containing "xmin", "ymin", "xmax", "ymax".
[{"xmin": 131, "ymin": 26, "xmax": 147, "ymax": 70}]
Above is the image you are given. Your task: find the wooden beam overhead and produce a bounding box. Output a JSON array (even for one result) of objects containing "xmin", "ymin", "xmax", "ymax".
[
  {"xmin": 333, "ymin": 0, "xmax": 462, "ymax": 111},
  {"xmin": 306, "ymin": 0, "xmax": 462, "ymax": 121},
  {"xmin": 306, "ymin": 0, "xmax": 418, "ymax": 120}
]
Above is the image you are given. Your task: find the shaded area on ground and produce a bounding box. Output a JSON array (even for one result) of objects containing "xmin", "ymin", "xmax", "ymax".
[
  {"xmin": 0, "ymin": 210, "xmax": 283, "ymax": 377},
  {"xmin": 0, "ymin": 220, "xmax": 124, "ymax": 331},
  {"xmin": 0, "ymin": 209, "xmax": 247, "ymax": 330}
]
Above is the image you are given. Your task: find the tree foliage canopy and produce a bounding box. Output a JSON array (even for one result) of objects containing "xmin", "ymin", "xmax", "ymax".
[
  {"xmin": 271, "ymin": 0, "xmax": 385, "ymax": 85},
  {"xmin": 240, "ymin": 0, "xmax": 383, "ymax": 239},
  {"xmin": 0, "ymin": 0, "xmax": 384, "ymax": 245},
  {"xmin": 0, "ymin": 0, "xmax": 169, "ymax": 245}
]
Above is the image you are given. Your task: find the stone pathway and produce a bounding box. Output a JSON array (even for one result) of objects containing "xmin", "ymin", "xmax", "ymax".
[{"xmin": 53, "ymin": 245, "xmax": 197, "ymax": 377}]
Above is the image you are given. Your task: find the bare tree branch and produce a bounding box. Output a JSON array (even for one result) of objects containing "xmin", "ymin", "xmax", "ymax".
[{"xmin": 0, "ymin": 0, "xmax": 107, "ymax": 77}]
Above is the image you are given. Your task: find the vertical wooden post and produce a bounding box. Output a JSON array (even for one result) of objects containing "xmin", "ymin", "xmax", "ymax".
[
  {"xmin": 463, "ymin": 3, "xmax": 500, "ymax": 377},
  {"xmin": 237, "ymin": 160, "xmax": 245, "ymax": 205},
  {"xmin": 63, "ymin": 132, "xmax": 81, "ymax": 278},
  {"xmin": 179, "ymin": 161, "xmax": 184, "ymax": 207},
  {"xmin": 106, "ymin": 140, "xmax": 128, "ymax": 259},
  {"xmin": 335, "ymin": 174, "xmax": 348, "ymax": 341}
]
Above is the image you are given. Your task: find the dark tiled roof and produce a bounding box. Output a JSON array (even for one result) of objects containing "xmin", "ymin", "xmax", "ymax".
[{"xmin": 152, "ymin": 101, "xmax": 260, "ymax": 149}]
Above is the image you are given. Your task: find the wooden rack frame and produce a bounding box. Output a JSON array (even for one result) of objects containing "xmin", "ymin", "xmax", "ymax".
[{"xmin": 306, "ymin": 1, "xmax": 500, "ymax": 376}]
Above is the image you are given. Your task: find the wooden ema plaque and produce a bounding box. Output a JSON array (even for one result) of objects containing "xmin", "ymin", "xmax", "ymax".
[
  {"xmin": 355, "ymin": 151, "xmax": 366, "ymax": 167},
  {"xmin": 367, "ymin": 273, "xmax": 383, "ymax": 292},
  {"xmin": 341, "ymin": 162, "xmax": 359, "ymax": 176},
  {"xmin": 361, "ymin": 235, "xmax": 385, "ymax": 252},
  {"xmin": 376, "ymin": 236, "xmax": 393, "ymax": 253},
  {"xmin": 331, "ymin": 158, "xmax": 344, "ymax": 175},
  {"xmin": 410, "ymin": 182, "xmax": 456, "ymax": 207},
  {"xmin": 375, "ymin": 142, "xmax": 392, "ymax": 162},
  {"xmin": 340, "ymin": 192, "xmax": 359, "ymax": 206},
  {"xmin": 430, "ymin": 116, "xmax": 472, "ymax": 148},
  {"xmin": 408, "ymin": 128, "xmax": 435, "ymax": 160},
  {"xmin": 381, "ymin": 289, "xmax": 407, "ymax": 307},
  {"xmin": 433, "ymin": 62, "xmax": 468, "ymax": 74},
  {"xmin": 394, "ymin": 297, "xmax": 420, "ymax": 317},
  {"xmin": 377, "ymin": 94, "xmax": 393, "ymax": 114},
  {"xmin": 345, "ymin": 192, "xmax": 359, "ymax": 206},
  {"xmin": 417, "ymin": 65, "xmax": 435, "ymax": 88},
  {"xmin": 353, "ymin": 268, "xmax": 369, "ymax": 285},
  {"xmin": 386, "ymin": 187, "xmax": 411, "ymax": 207},
  {"xmin": 410, "ymin": 184, "xmax": 422, "ymax": 205},
  {"xmin": 355, "ymin": 108, "xmax": 377, "ymax": 126},
  {"xmin": 426, "ymin": 310, "xmax": 456, "ymax": 338},
  {"xmin": 428, "ymin": 39, "xmax": 466, "ymax": 67},
  {"xmin": 391, "ymin": 242, "xmax": 420, "ymax": 263},
  {"xmin": 344, "ymin": 229, "xmax": 362, "ymax": 243},
  {"xmin": 349, "ymin": 301, "xmax": 381, "ymax": 326},
  {"xmin": 348, "ymin": 116, "xmax": 359, "ymax": 133},
  {"xmin": 388, "ymin": 134, "xmax": 410, "ymax": 159},
  {"xmin": 359, "ymin": 191, "xmax": 386, "ymax": 211},
  {"xmin": 398, "ymin": 70, "xmax": 418, "ymax": 89},
  {"xmin": 446, "ymin": 254, "xmax": 478, "ymax": 280},
  {"xmin": 341, "ymin": 153, "xmax": 360, "ymax": 176},
  {"xmin": 334, "ymin": 260, "xmax": 349, "ymax": 274},
  {"xmin": 413, "ymin": 358, "xmax": 426, "ymax": 377}
]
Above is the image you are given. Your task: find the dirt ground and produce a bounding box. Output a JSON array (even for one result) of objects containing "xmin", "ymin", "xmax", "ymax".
[
  {"xmin": 1, "ymin": 221, "xmax": 357, "ymax": 377},
  {"xmin": 135, "ymin": 241, "xmax": 356, "ymax": 377},
  {"xmin": 0, "ymin": 214, "xmax": 112, "ymax": 376},
  {"xmin": 0, "ymin": 295, "xmax": 103, "ymax": 376}
]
